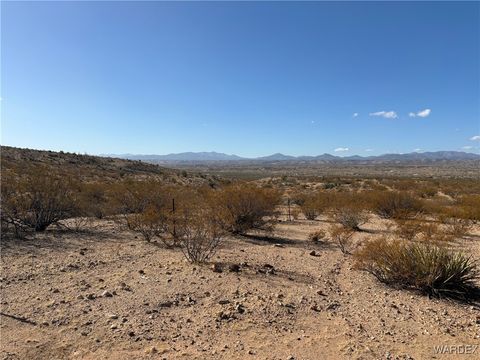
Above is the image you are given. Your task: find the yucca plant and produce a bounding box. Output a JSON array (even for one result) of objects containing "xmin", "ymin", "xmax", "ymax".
[{"xmin": 354, "ymin": 238, "xmax": 479, "ymax": 300}]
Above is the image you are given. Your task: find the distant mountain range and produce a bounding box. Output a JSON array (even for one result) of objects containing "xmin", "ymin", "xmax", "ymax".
[{"xmin": 105, "ymin": 151, "xmax": 480, "ymax": 163}]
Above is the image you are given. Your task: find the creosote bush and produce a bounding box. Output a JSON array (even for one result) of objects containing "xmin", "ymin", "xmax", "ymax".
[
  {"xmin": 175, "ymin": 204, "xmax": 225, "ymax": 263},
  {"xmin": 394, "ymin": 220, "xmax": 423, "ymax": 241},
  {"xmin": 332, "ymin": 207, "xmax": 368, "ymax": 231},
  {"xmin": 329, "ymin": 225, "xmax": 355, "ymax": 254},
  {"xmin": 354, "ymin": 238, "xmax": 479, "ymax": 299},
  {"xmin": 298, "ymin": 192, "xmax": 333, "ymax": 220},
  {"xmin": 1, "ymin": 169, "xmax": 79, "ymax": 235},
  {"xmin": 215, "ymin": 184, "xmax": 280, "ymax": 235},
  {"xmin": 372, "ymin": 191, "xmax": 424, "ymax": 219}
]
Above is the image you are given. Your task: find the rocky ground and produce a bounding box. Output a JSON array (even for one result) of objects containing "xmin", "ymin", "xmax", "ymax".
[{"xmin": 1, "ymin": 217, "xmax": 479, "ymax": 360}]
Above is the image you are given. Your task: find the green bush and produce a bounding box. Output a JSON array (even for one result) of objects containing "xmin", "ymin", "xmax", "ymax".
[{"xmin": 355, "ymin": 238, "xmax": 479, "ymax": 299}]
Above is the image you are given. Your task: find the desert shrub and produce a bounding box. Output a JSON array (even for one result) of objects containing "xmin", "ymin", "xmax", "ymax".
[
  {"xmin": 329, "ymin": 225, "xmax": 354, "ymax": 254},
  {"xmin": 1, "ymin": 169, "xmax": 79, "ymax": 234},
  {"xmin": 126, "ymin": 205, "xmax": 168, "ymax": 242},
  {"xmin": 372, "ymin": 191, "xmax": 424, "ymax": 219},
  {"xmin": 301, "ymin": 199, "xmax": 321, "ymax": 220},
  {"xmin": 418, "ymin": 222, "xmax": 439, "ymax": 241},
  {"xmin": 332, "ymin": 207, "xmax": 368, "ymax": 231},
  {"xmin": 111, "ymin": 180, "xmax": 171, "ymax": 229},
  {"xmin": 299, "ymin": 192, "xmax": 333, "ymax": 220},
  {"xmin": 394, "ymin": 219, "xmax": 423, "ymax": 241},
  {"xmin": 456, "ymin": 195, "xmax": 480, "ymax": 223},
  {"xmin": 308, "ymin": 229, "xmax": 326, "ymax": 243},
  {"xmin": 354, "ymin": 238, "xmax": 479, "ymax": 299},
  {"xmin": 78, "ymin": 183, "xmax": 112, "ymax": 219},
  {"xmin": 439, "ymin": 215, "xmax": 473, "ymax": 238},
  {"xmin": 215, "ymin": 184, "xmax": 280, "ymax": 234},
  {"xmin": 175, "ymin": 205, "xmax": 224, "ymax": 263}
]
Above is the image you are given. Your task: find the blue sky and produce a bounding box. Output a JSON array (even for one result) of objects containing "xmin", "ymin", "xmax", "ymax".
[{"xmin": 1, "ymin": 1, "xmax": 479, "ymax": 157}]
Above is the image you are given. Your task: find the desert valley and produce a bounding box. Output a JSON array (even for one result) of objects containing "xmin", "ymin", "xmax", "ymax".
[{"xmin": 1, "ymin": 146, "xmax": 479, "ymax": 360}]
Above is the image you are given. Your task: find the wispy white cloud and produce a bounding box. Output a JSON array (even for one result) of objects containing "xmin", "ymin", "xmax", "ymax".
[
  {"xmin": 369, "ymin": 111, "xmax": 398, "ymax": 119},
  {"xmin": 417, "ymin": 109, "xmax": 431, "ymax": 117},
  {"xmin": 462, "ymin": 146, "xmax": 473, "ymax": 150},
  {"xmin": 334, "ymin": 147, "xmax": 349, "ymax": 152},
  {"xmin": 409, "ymin": 109, "xmax": 431, "ymax": 118},
  {"xmin": 414, "ymin": 148, "xmax": 423, "ymax": 152},
  {"xmin": 364, "ymin": 148, "xmax": 374, "ymax": 152},
  {"xmin": 352, "ymin": 113, "xmax": 359, "ymax": 118},
  {"xmin": 470, "ymin": 135, "xmax": 480, "ymax": 141}
]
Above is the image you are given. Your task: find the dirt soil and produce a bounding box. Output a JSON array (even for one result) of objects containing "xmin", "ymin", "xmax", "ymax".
[{"xmin": 1, "ymin": 217, "xmax": 479, "ymax": 360}]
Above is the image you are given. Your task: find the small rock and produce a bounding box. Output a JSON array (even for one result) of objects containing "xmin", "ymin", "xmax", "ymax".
[
  {"xmin": 218, "ymin": 299, "xmax": 230, "ymax": 305},
  {"xmin": 211, "ymin": 263, "xmax": 223, "ymax": 273},
  {"xmin": 228, "ymin": 264, "xmax": 240, "ymax": 272},
  {"xmin": 101, "ymin": 291, "xmax": 113, "ymax": 298},
  {"xmin": 309, "ymin": 250, "xmax": 317, "ymax": 256},
  {"xmin": 145, "ymin": 346, "xmax": 157, "ymax": 354}
]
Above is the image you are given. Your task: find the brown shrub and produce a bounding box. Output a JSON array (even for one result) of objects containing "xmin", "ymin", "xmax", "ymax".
[
  {"xmin": 371, "ymin": 191, "xmax": 424, "ymax": 219},
  {"xmin": 215, "ymin": 184, "xmax": 280, "ymax": 234},
  {"xmin": 175, "ymin": 205, "xmax": 224, "ymax": 263},
  {"xmin": 127, "ymin": 205, "xmax": 168, "ymax": 242},
  {"xmin": 456, "ymin": 195, "xmax": 480, "ymax": 222},
  {"xmin": 439, "ymin": 215, "xmax": 473, "ymax": 238},
  {"xmin": 332, "ymin": 207, "xmax": 368, "ymax": 231},
  {"xmin": 394, "ymin": 220, "xmax": 423, "ymax": 241},
  {"xmin": 329, "ymin": 225, "xmax": 355, "ymax": 254},
  {"xmin": 1, "ymin": 169, "xmax": 79, "ymax": 234}
]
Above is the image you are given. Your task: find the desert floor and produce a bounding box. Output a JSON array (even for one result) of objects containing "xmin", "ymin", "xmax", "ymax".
[{"xmin": 1, "ymin": 217, "xmax": 479, "ymax": 360}]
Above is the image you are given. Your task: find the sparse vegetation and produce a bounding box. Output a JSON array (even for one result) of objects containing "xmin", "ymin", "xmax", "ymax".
[
  {"xmin": 215, "ymin": 184, "xmax": 280, "ymax": 234},
  {"xmin": 355, "ymin": 238, "xmax": 479, "ymax": 299},
  {"xmin": 329, "ymin": 225, "xmax": 355, "ymax": 254},
  {"xmin": 1, "ymin": 169, "xmax": 79, "ymax": 235},
  {"xmin": 372, "ymin": 191, "xmax": 424, "ymax": 219},
  {"xmin": 175, "ymin": 205, "xmax": 225, "ymax": 263},
  {"xmin": 332, "ymin": 207, "xmax": 368, "ymax": 231}
]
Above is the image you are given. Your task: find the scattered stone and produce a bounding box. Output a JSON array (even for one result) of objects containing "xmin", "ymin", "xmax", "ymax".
[
  {"xmin": 326, "ymin": 302, "xmax": 340, "ymax": 311},
  {"xmin": 228, "ymin": 264, "xmax": 240, "ymax": 272},
  {"xmin": 107, "ymin": 314, "xmax": 118, "ymax": 319},
  {"xmin": 101, "ymin": 291, "xmax": 113, "ymax": 298},
  {"xmin": 218, "ymin": 299, "xmax": 230, "ymax": 305},
  {"xmin": 235, "ymin": 304, "xmax": 245, "ymax": 314},
  {"xmin": 138, "ymin": 270, "xmax": 145, "ymax": 275},
  {"xmin": 258, "ymin": 264, "xmax": 276, "ymax": 275},
  {"xmin": 211, "ymin": 263, "xmax": 223, "ymax": 273},
  {"xmin": 145, "ymin": 346, "xmax": 158, "ymax": 354},
  {"xmin": 128, "ymin": 331, "xmax": 135, "ymax": 337},
  {"xmin": 159, "ymin": 301, "xmax": 174, "ymax": 308},
  {"xmin": 217, "ymin": 311, "xmax": 235, "ymax": 322},
  {"xmin": 86, "ymin": 294, "xmax": 96, "ymax": 300},
  {"xmin": 309, "ymin": 250, "xmax": 317, "ymax": 256}
]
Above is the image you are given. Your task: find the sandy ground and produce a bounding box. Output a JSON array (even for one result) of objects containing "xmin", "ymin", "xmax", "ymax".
[{"xmin": 1, "ymin": 216, "xmax": 479, "ymax": 360}]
